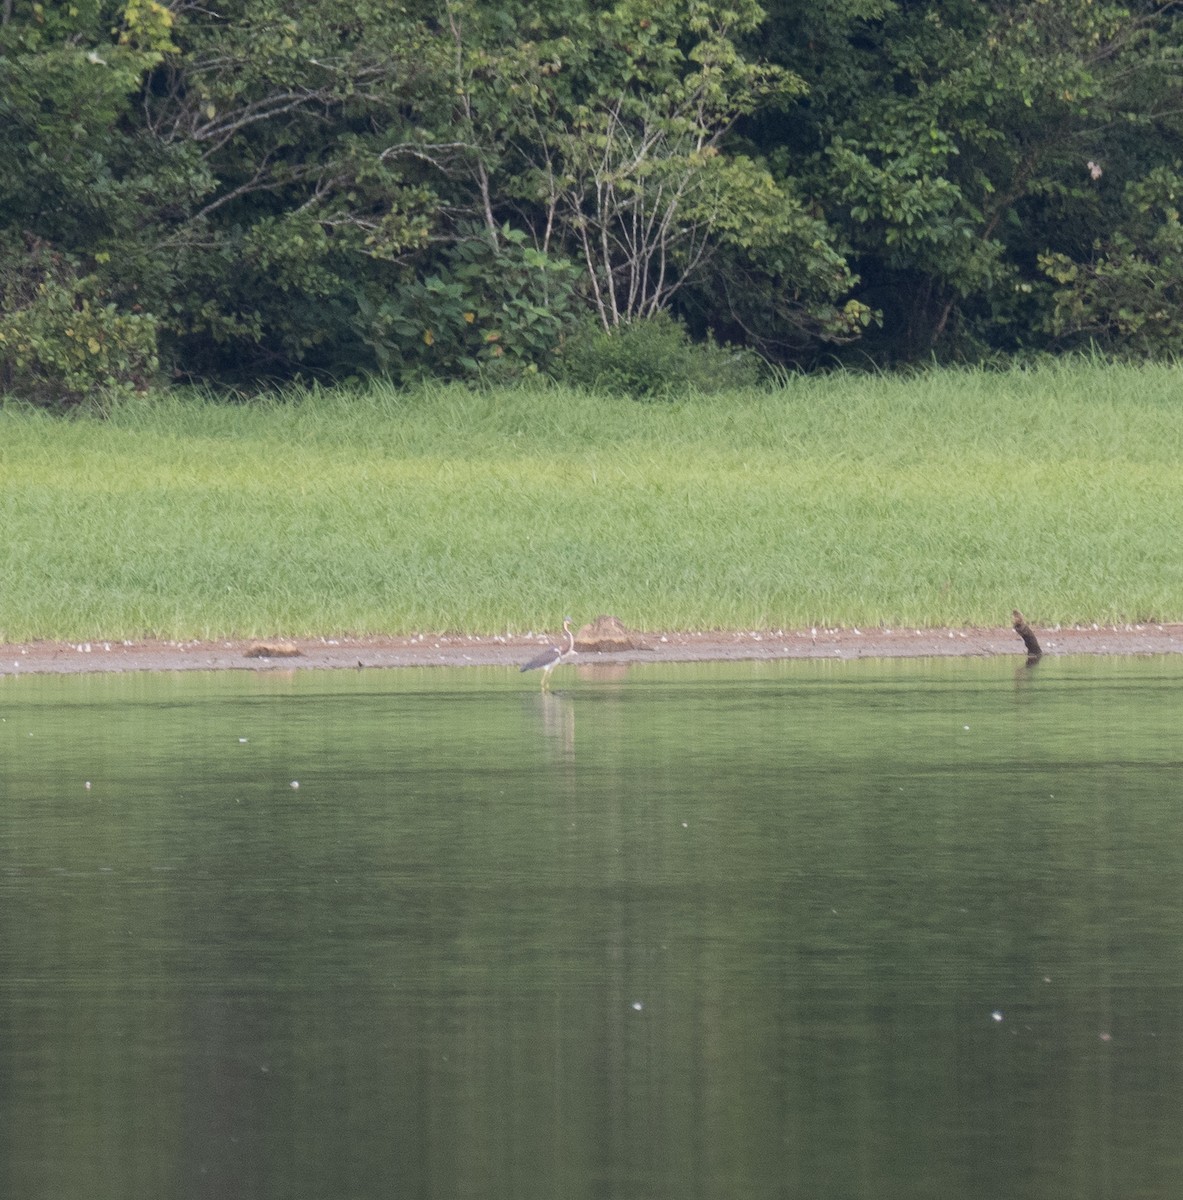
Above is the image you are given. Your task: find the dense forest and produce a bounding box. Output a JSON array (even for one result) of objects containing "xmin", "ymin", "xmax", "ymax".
[{"xmin": 2, "ymin": 0, "xmax": 1182, "ymax": 402}]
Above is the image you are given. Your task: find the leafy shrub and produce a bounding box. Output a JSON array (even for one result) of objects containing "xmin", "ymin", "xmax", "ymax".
[
  {"xmin": 356, "ymin": 224, "xmax": 581, "ymax": 384},
  {"xmin": 0, "ymin": 237, "xmax": 158, "ymax": 408},
  {"xmin": 1038, "ymin": 170, "xmax": 1183, "ymax": 358},
  {"xmin": 555, "ymin": 311, "xmax": 763, "ymax": 399}
]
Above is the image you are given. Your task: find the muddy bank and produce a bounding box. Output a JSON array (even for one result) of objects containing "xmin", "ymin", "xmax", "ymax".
[{"xmin": 3, "ymin": 623, "xmax": 1183, "ymax": 676}]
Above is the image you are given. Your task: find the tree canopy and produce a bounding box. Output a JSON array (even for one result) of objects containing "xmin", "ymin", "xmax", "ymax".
[{"xmin": 2, "ymin": 0, "xmax": 1183, "ymax": 401}]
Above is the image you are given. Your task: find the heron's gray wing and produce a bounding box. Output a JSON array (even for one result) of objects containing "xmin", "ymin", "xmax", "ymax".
[{"xmin": 520, "ymin": 646, "xmax": 559, "ymax": 672}]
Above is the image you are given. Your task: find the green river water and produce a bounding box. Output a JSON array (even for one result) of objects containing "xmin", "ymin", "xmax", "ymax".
[{"xmin": 2, "ymin": 656, "xmax": 1181, "ymax": 1199}]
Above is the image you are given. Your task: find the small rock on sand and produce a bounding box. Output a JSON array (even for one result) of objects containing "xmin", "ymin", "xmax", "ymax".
[{"xmin": 244, "ymin": 642, "xmax": 302, "ymax": 659}]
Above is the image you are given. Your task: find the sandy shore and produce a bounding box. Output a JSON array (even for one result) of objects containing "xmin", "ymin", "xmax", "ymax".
[{"xmin": 3, "ymin": 622, "xmax": 1183, "ymax": 676}]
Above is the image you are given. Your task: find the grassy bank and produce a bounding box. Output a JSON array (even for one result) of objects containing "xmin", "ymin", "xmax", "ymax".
[{"xmin": 2, "ymin": 361, "xmax": 1182, "ymax": 642}]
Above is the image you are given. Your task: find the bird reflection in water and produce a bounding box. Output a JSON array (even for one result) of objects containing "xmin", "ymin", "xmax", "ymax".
[{"xmin": 536, "ymin": 688, "xmax": 577, "ymax": 759}]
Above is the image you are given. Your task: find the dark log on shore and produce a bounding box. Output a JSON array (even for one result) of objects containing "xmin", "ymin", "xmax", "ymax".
[{"xmin": 1011, "ymin": 610, "xmax": 1043, "ymax": 659}]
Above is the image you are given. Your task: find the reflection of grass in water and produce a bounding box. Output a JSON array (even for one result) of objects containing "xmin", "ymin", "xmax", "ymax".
[{"xmin": 2, "ymin": 359, "xmax": 1182, "ymax": 641}]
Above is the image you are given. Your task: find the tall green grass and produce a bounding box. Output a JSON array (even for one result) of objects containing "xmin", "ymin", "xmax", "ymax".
[{"xmin": 2, "ymin": 360, "xmax": 1182, "ymax": 641}]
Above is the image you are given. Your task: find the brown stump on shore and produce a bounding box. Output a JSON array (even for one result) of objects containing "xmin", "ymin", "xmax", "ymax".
[
  {"xmin": 1011, "ymin": 610, "xmax": 1042, "ymax": 661},
  {"xmin": 574, "ymin": 615, "xmax": 653, "ymax": 653}
]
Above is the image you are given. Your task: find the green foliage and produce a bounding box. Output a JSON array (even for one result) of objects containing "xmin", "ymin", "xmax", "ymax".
[
  {"xmin": 1, "ymin": 0, "xmax": 454, "ymax": 381},
  {"xmin": 1039, "ymin": 168, "xmax": 1183, "ymax": 355},
  {"xmin": 0, "ymin": 30, "xmax": 162, "ymax": 247},
  {"xmin": 5, "ymin": 0, "xmax": 1183, "ymax": 389},
  {"xmin": 555, "ymin": 311, "xmax": 762, "ymax": 399},
  {"xmin": 678, "ymin": 152, "xmax": 875, "ymax": 357},
  {"xmin": 445, "ymin": 0, "xmax": 842, "ymax": 338},
  {"xmin": 0, "ymin": 237, "xmax": 159, "ymax": 407},
  {"xmin": 761, "ymin": 0, "xmax": 1183, "ymax": 361},
  {"xmin": 0, "ymin": 1, "xmax": 192, "ymax": 389},
  {"xmin": 354, "ymin": 225, "xmax": 581, "ymax": 383},
  {"xmin": 132, "ymin": 0, "xmax": 451, "ymax": 376}
]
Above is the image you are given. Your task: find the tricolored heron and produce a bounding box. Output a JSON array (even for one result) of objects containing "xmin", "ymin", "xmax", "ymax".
[{"xmin": 520, "ymin": 616, "xmax": 576, "ymax": 689}]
